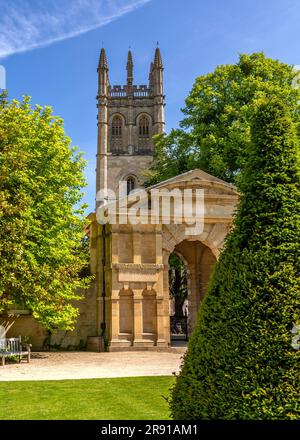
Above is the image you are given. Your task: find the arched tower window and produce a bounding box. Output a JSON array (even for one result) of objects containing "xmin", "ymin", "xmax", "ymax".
[
  {"xmin": 111, "ymin": 115, "xmax": 124, "ymax": 153},
  {"xmin": 139, "ymin": 115, "xmax": 149, "ymax": 137},
  {"xmin": 127, "ymin": 176, "xmax": 135, "ymax": 195},
  {"xmin": 112, "ymin": 115, "xmax": 122, "ymax": 137}
]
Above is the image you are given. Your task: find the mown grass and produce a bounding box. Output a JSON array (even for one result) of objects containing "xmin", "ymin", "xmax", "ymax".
[{"xmin": 1, "ymin": 376, "xmax": 175, "ymax": 420}]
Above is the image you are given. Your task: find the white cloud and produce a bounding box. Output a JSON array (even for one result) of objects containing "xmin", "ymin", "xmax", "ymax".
[{"xmin": 0, "ymin": 0, "xmax": 151, "ymax": 59}]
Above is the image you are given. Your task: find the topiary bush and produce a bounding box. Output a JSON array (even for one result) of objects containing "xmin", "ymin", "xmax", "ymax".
[{"xmin": 170, "ymin": 97, "xmax": 300, "ymax": 420}]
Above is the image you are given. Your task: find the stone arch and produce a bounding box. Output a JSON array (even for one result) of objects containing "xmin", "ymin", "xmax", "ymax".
[
  {"xmin": 162, "ymin": 222, "xmax": 229, "ymax": 257},
  {"xmin": 109, "ymin": 112, "xmax": 126, "ymax": 125},
  {"xmin": 162, "ymin": 223, "xmax": 223, "ymax": 334},
  {"xmin": 116, "ymin": 172, "xmax": 140, "ymax": 198},
  {"xmin": 135, "ymin": 112, "xmax": 153, "ymax": 126},
  {"xmin": 118, "ymin": 171, "xmax": 140, "ymax": 183}
]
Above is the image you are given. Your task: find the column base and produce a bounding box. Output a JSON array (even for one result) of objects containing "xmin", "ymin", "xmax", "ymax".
[
  {"xmin": 156, "ymin": 339, "xmax": 168, "ymax": 348},
  {"xmin": 133, "ymin": 338, "xmax": 154, "ymax": 348}
]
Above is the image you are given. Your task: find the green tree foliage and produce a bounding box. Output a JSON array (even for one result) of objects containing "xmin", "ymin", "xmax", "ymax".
[
  {"xmin": 145, "ymin": 53, "xmax": 299, "ymax": 186},
  {"xmin": 0, "ymin": 94, "xmax": 91, "ymax": 330},
  {"xmin": 144, "ymin": 130, "xmax": 197, "ymax": 186},
  {"xmin": 170, "ymin": 98, "xmax": 300, "ymax": 419}
]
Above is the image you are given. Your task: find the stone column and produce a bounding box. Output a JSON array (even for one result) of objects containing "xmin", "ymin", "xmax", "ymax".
[
  {"xmin": 155, "ymin": 293, "xmax": 168, "ymax": 347},
  {"xmin": 160, "ymin": 250, "xmax": 171, "ymax": 346},
  {"xmin": 110, "ymin": 296, "xmax": 119, "ymax": 343},
  {"xmin": 133, "ymin": 289, "xmax": 144, "ymax": 347}
]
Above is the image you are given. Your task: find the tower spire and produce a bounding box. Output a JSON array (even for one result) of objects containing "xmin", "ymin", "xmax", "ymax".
[{"xmin": 126, "ymin": 49, "xmax": 133, "ymax": 86}]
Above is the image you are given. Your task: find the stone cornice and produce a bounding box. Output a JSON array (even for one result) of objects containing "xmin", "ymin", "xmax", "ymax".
[{"xmin": 113, "ymin": 263, "xmax": 164, "ymax": 270}]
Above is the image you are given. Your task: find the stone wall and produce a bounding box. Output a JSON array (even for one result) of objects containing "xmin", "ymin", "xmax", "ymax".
[
  {"xmin": 106, "ymin": 155, "xmax": 152, "ymax": 195},
  {"xmin": 0, "ymin": 284, "xmax": 98, "ymax": 351},
  {"xmin": 0, "ymin": 314, "xmax": 47, "ymax": 350}
]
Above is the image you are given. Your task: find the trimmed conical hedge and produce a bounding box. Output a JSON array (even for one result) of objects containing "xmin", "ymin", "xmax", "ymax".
[{"xmin": 170, "ymin": 98, "xmax": 300, "ymax": 420}]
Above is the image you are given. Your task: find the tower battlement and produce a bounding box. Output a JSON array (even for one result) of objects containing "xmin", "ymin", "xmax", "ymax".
[{"xmin": 109, "ymin": 84, "xmax": 151, "ymax": 98}]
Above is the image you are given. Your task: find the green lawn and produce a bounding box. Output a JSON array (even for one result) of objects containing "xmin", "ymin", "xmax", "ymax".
[{"xmin": 0, "ymin": 376, "xmax": 175, "ymax": 420}]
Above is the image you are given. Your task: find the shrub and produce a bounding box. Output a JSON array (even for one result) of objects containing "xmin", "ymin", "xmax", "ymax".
[{"xmin": 170, "ymin": 98, "xmax": 300, "ymax": 420}]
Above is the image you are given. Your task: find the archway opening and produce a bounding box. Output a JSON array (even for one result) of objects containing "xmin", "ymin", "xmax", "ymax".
[
  {"xmin": 169, "ymin": 252, "xmax": 188, "ymax": 344},
  {"xmin": 166, "ymin": 239, "xmax": 217, "ymax": 347}
]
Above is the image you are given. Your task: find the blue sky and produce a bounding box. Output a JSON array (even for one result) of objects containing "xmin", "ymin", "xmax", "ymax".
[{"xmin": 1, "ymin": 0, "xmax": 300, "ymax": 212}]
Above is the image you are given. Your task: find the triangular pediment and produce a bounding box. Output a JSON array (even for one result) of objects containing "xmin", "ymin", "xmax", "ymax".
[
  {"xmin": 146, "ymin": 169, "xmax": 238, "ymax": 195},
  {"xmin": 94, "ymin": 168, "xmax": 238, "ymax": 219}
]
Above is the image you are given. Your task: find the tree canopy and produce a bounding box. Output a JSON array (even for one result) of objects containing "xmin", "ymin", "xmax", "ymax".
[
  {"xmin": 0, "ymin": 94, "xmax": 90, "ymax": 330},
  {"xmin": 145, "ymin": 53, "xmax": 300, "ymax": 186},
  {"xmin": 170, "ymin": 97, "xmax": 300, "ymax": 419}
]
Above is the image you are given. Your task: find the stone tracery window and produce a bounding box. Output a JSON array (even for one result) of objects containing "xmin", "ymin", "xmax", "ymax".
[
  {"xmin": 112, "ymin": 115, "xmax": 122, "ymax": 137},
  {"xmin": 138, "ymin": 115, "xmax": 149, "ymax": 137},
  {"xmin": 111, "ymin": 115, "xmax": 124, "ymax": 153}
]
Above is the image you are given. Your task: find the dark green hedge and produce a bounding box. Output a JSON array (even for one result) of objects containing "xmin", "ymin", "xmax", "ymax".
[{"xmin": 170, "ymin": 98, "xmax": 300, "ymax": 419}]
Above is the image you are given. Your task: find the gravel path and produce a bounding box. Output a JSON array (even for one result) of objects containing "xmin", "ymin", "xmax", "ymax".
[{"xmin": 0, "ymin": 350, "xmax": 185, "ymax": 381}]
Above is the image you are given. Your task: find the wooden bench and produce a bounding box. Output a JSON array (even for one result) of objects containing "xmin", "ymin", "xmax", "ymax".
[{"xmin": 0, "ymin": 336, "xmax": 32, "ymax": 366}]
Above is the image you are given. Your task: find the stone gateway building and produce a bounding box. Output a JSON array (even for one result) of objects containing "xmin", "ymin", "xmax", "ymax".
[{"xmin": 1, "ymin": 48, "xmax": 238, "ymax": 351}]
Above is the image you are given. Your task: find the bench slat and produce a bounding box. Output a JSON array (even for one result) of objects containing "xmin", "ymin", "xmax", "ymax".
[{"xmin": 0, "ymin": 337, "xmax": 31, "ymax": 366}]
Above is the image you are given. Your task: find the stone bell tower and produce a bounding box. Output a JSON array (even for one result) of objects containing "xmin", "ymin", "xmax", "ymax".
[{"xmin": 96, "ymin": 47, "xmax": 165, "ymax": 204}]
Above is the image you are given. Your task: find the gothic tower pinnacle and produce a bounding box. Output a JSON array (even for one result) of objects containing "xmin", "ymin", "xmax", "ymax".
[
  {"xmin": 126, "ymin": 50, "xmax": 133, "ymax": 87},
  {"xmin": 97, "ymin": 47, "xmax": 109, "ymax": 96},
  {"xmin": 96, "ymin": 47, "xmax": 109, "ymax": 205},
  {"xmin": 98, "ymin": 47, "xmax": 108, "ymax": 69},
  {"xmin": 154, "ymin": 46, "xmax": 163, "ymax": 68},
  {"xmin": 151, "ymin": 46, "xmax": 164, "ymax": 133}
]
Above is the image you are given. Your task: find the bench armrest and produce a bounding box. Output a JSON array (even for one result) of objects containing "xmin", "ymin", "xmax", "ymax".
[{"xmin": 22, "ymin": 343, "xmax": 32, "ymax": 349}]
